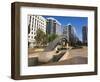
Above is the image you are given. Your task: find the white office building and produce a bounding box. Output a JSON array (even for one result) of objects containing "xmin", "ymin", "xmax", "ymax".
[{"xmin": 28, "ymin": 15, "xmax": 46, "ymax": 48}]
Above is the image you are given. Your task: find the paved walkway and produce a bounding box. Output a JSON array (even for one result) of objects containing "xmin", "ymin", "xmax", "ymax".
[
  {"xmin": 40, "ymin": 46, "xmax": 88, "ymax": 66},
  {"xmin": 28, "ymin": 46, "xmax": 88, "ymax": 66},
  {"xmin": 68, "ymin": 46, "xmax": 87, "ymax": 58},
  {"xmin": 28, "ymin": 50, "xmax": 64, "ymax": 62}
]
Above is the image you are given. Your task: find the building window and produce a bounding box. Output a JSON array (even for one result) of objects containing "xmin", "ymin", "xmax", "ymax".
[
  {"xmin": 31, "ymin": 36, "xmax": 33, "ymax": 38},
  {"xmin": 37, "ymin": 22, "xmax": 38, "ymax": 28},
  {"xmin": 31, "ymin": 32, "xmax": 33, "ymax": 34},
  {"xmin": 31, "ymin": 16, "xmax": 34, "ymax": 26},
  {"xmin": 38, "ymin": 16, "xmax": 39, "ymax": 19},
  {"xmin": 35, "ymin": 19, "xmax": 36, "ymax": 27}
]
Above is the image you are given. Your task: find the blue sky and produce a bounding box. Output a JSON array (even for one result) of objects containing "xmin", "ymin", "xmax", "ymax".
[{"xmin": 43, "ymin": 16, "xmax": 88, "ymax": 41}]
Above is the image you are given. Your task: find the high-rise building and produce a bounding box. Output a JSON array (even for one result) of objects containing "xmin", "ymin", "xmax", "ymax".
[
  {"xmin": 82, "ymin": 26, "xmax": 87, "ymax": 44},
  {"xmin": 28, "ymin": 15, "xmax": 46, "ymax": 48},
  {"xmin": 63, "ymin": 23, "xmax": 79, "ymax": 45},
  {"xmin": 46, "ymin": 17, "xmax": 62, "ymax": 35}
]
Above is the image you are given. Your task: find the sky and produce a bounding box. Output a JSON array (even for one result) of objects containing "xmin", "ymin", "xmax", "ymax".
[{"xmin": 43, "ymin": 15, "xmax": 88, "ymax": 41}]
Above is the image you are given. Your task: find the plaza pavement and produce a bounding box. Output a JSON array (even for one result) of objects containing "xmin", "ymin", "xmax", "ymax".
[{"xmin": 28, "ymin": 46, "xmax": 87, "ymax": 66}]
